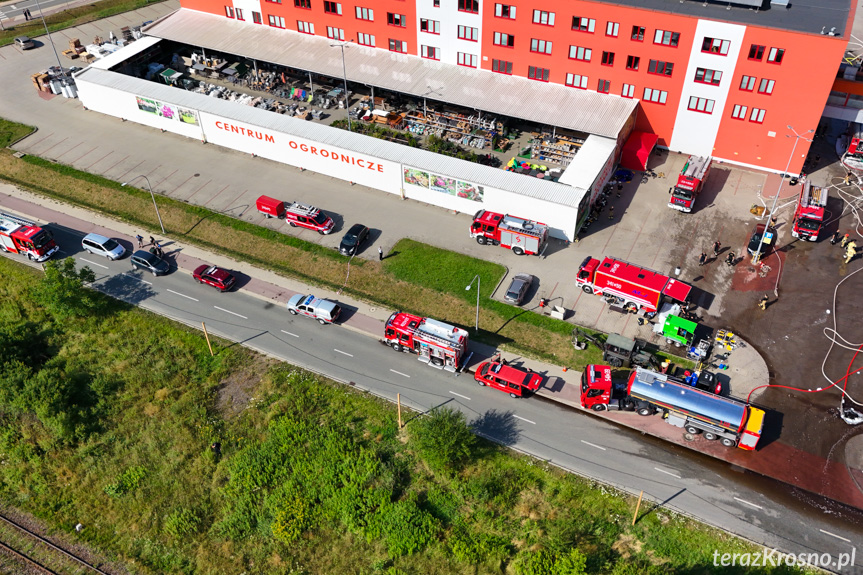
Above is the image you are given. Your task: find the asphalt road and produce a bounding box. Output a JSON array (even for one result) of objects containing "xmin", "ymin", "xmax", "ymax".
[{"xmin": 7, "ymin": 222, "xmax": 858, "ymax": 573}]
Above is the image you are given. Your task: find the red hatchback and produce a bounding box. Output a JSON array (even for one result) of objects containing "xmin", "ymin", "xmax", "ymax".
[
  {"xmin": 193, "ymin": 265, "xmax": 236, "ymax": 292},
  {"xmin": 474, "ymin": 360, "xmax": 543, "ymax": 398}
]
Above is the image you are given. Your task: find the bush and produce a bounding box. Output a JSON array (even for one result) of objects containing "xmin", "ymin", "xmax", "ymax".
[
  {"xmin": 30, "ymin": 258, "xmax": 97, "ymax": 320},
  {"xmin": 515, "ymin": 548, "xmax": 587, "ymax": 575},
  {"xmin": 270, "ymin": 495, "xmax": 310, "ymax": 544},
  {"xmin": 104, "ymin": 465, "xmax": 147, "ymax": 497},
  {"xmin": 409, "ymin": 407, "xmax": 476, "ymax": 474},
  {"xmin": 164, "ymin": 507, "xmax": 201, "ymax": 539},
  {"xmin": 374, "ymin": 498, "xmax": 440, "ymax": 558}
]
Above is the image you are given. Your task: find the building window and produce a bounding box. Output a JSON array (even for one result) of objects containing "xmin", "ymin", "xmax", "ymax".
[
  {"xmin": 458, "ymin": 25, "xmax": 478, "ymax": 41},
  {"xmin": 528, "ymin": 66, "xmax": 550, "ymax": 81},
  {"xmin": 621, "ymin": 83, "xmax": 634, "ymax": 98},
  {"xmin": 597, "ymin": 79, "xmax": 610, "ymax": 93},
  {"xmin": 458, "ymin": 0, "xmax": 479, "ymax": 13},
  {"xmin": 767, "ymin": 47, "xmax": 785, "ymax": 64},
  {"xmin": 421, "ymin": 19, "xmax": 440, "ymax": 34},
  {"xmin": 731, "ymin": 104, "xmax": 747, "ymax": 120},
  {"xmin": 758, "ymin": 78, "xmax": 775, "ymax": 94},
  {"xmin": 750, "ymin": 108, "xmax": 765, "ymax": 123},
  {"xmin": 648, "ymin": 59, "xmax": 673, "ymax": 76},
  {"xmin": 569, "ymin": 45, "xmax": 591, "ymax": 61},
  {"xmin": 252, "ymin": 11, "xmax": 262, "ymax": 23},
  {"xmin": 694, "ymin": 68, "xmax": 721, "ymax": 85},
  {"xmin": 492, "ymin": 59, "xmax": 513, "ymax": 74},
  {"xmin": 740, "ymin": 75, "xmax": 756, "ymax": 91},
  {"xmin": 327, "ymin": 26, "xmax": 344, "ymax": 40},
  {"xmin": 643, "ymin": 87, "xmax": 667, "ymax": 104},
  {"xmin": 268, "ymin": 15, "xmax": 285, "ymax": 27},
  {"xmin": 626, "ymin": 55, "xmax": 639, "ymax": 70},
  {"xmin": 494, "ymin": 32, "xmax": 515, "ymax": 47},
  {"xmin": 701, "ymin": 37, "xmax": 729, "ymax": 55},
  {"xmin": 495, "ymin": 3, "xmax": 515, "ymax": 19},
  {"xmin": 533, "ymin": 10, "xmax": 554, "ymax": 26},
  {"xmin": 654, "ymin": 29, "xmax": 680, "ymax": 47},
  {"xmin": 421, "ymin": 45, "xmax": 440, "ymax": 59},
  {"xmin": 235, "ymin": 7, "xmax": 244, "ymax": 19},
  {"xmin": 688, "ymin": 96, "xmax": 715, "ymax": 114},
  {"xmin": 606, "ymin": 21, "xmax": 619, "ymax": 37},
  {"xmin": 324, "ymin": 1, "xmax": 341, "ymax": 14},
  {"xmin": 748, "ymin": 44, "xmax": 765, "ymax": 61},
  {"xmin": 264, "ymin": 0, "xmax": 280, "ymax": 4},
  {"xmin": 601, "ymin": 51, "xmax": 614, "ymax": 66},
  {"xmin": 530, "ymin": 39, "xmax": 552, "ymax": 55},
  {"xmin": 355, "ymin": 6, "xmax": 373, "ymax": 20},
  {"xmin": 433, "ymin": 0, "xmax": 439, "ymax": 6},
  {"xmin": 631, "ymin": 25, "xmax": 644, "ymax": 41},
  {"xmin": 387, "ymin": 12, "xmax": 406, "ymax": 26},
  {"xmin": 225, "ymin": 6, "xmax": 234, "ymax": 17},
  {"xmin": 297, "ymin": 20, "xmax": 314, "ymax": 33},
  {"xmin": 357, "ymin": 32, "xmax": 375, "ymax": 46},
  {"xmin": 565, "ymin": 73, "xmax": 587, "ymax": 89},
  {"xmin": 458, "ymin": 52, "xmax": 477, "ymax": 67},
  {"xmin": 572, "ymin": 17, "xmax": 595, "ymax": 33},
  {"xmin": 294, "ymin": 0, "xmax": 311, "ymax": 7},
  {"xmin": 389, "ymin": 39, "xmax": 406, "ymax": 52}
]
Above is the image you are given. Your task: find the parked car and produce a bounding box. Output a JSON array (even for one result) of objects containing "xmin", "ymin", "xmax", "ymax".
[
  {"xmin": 339, "ymin": 223, "xmax": 369, "ymax": 256},
  {"xmin": 747, "ymin": 223, "xmax": 777, "ymax": 257},
  {"xmin": 475, "ymin": 360, "xmax": 543, "ymax": 398},
  {"xmin": 286, "ymin": 294, "xmax": 341, "ymax": 324},
  {"xmin": 504, "ymin": 273, "xmax": 535, "ymax": 305},
  {"xmin": 130, "ymin": 250, "xmax": 170, "ymax": 276},
  {"xmin": 672, "ymin": 367, "xmax": 723, "ymax": 395},
  {"xmin": 14, "ymin": 36, "xmax": 35, "ymax": 50},
  {"xmin": 81, "ymin": 232, "xmax": 126, "ymax": 260},
  {"xmin": 192, "ymin": 264, "xmax": 236, "ymax": 292}
]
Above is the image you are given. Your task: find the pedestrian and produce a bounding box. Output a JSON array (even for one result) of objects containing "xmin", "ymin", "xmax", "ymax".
[
  {"xmin": 712, "ymin": 241, "xmax": 721, "ymax": 257},
  {"xmin": 758, "ymin": 294, "xmax": 769, "ymax": 311},
  {"xmin": 136, "ymin": 234, "xmax": 143, "ymax": 248},
  {"xmin": 211, "ymin": 441, "xmax": 221, "ymax": 461},
  {"xmin": 845, "ymin": 245, "xmax": 856, "ymax": 264},
  {"xmin": 725, "ymin": 251, "xmax": 735, "ymax": 267},
  {"xmin": 698, "ymin": 252, "xmax": 707, "ymax": 266},
  {"xmin": 608, "ymin": 206, "xmax": 614, "ymax": 220},
  {"xmin": 24, "ymin": 8, "xmax": 30, "ymax": 20},
  {"xmin": 841, "ymin": 233, "xmax": 851, "ymax": 248},
  {"xmin": 831, "ymin": 231, "xmax": 841, "ymax": 245},
  {"xmin": 769, "ymin": 215, "xmax": 778, "ymax": 227},
  {"xmin": 378, "ymin": 246, "xmax": 383, "ymax": 261},
  {"xmin": 149, "ymin": 235, "xmax": 156, "ymax": 247}
]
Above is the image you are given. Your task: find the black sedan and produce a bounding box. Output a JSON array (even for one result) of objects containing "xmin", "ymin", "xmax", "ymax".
[
  {"xmin": 339, "ymin": 223, "xmax": 370, "ymax": 256},
  {"xmin": 130, "ymin": 250, "xmax": 170, "ymax": 276}
]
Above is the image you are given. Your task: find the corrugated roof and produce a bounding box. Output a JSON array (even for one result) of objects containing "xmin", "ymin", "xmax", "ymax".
[
  {"xmin": 75, "ymin": 64, "xmax": 587, "ymax": 207},
  {"xmin": 91, "ymin": 35, "xmax": 162, "ymax": 71},
  {"xmin": 559, "ymin": 136, "xmax": 617, "ymax": 189},
  {"xmin": 143, "ymin": 9, "xmax": 637, "ymax": 139}
]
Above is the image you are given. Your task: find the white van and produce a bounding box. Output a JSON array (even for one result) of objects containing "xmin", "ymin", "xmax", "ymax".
[{"xmin": 82, "ymin": 233, "xmax": 126, "ymax": 260}]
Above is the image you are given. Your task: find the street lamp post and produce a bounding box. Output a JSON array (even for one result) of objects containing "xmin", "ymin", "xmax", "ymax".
[
  {"xmin": 465, "ymin": 275, "xmax": 480, "ymax": 332},
  {"xmin": 122, "ymin": 175, "xmax": 165, "ymax": 234},
  {"xmin": 329, "ymin": 42, "xmax": 352, "ymax": 131},
  {"xmin": 752, "ymin": 125, "xmax": 813, "ymax": 264},
  {"xmin": 33, "ymin": 0, "xmax": 65, "ymax": 78}
]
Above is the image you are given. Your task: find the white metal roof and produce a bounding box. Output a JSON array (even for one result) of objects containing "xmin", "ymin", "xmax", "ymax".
[
  {"xmin": 143, "ymin": 9, "xmax": 637, "ymax": 139},
  {"xmin": 91, "ymin": 35, "xmax": 162, "ymax": 71},
  {"xmin": 75, "ymin": 64, "xmax": 588, "ymax": 207},
  {"xmin": 558, "ymin": 136, "xmax": 617, "ymax": 189}
]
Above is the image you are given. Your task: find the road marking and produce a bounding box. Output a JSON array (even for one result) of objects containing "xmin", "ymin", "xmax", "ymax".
[
  {"xmin": 390, "ymin": 369, "xmax": 410, "ymax": 378},
  {"xmin": 449, "ymin": 391, "xmax": 471, "ymax": 400},
  {"xmin": 819, "ymin": 529, "xmax": 851, "ymax": 543},
  {"xmin": 167, "ymin": 289, "xmax": 198, "ymax": 301},
  {"xmin": 654, "ymin": 467, "xmax": 681, "ymax": 479},
  {"xmin": 334, "ymin": 349, "xmax": 353, "ymax": 357},
  {"xmin": 513, "ymin": 415, "xmax": 536, "ymax": 425},
  {"xmin": 79, "ymin": 257, "xmax": 108, "ymax": 269},
  {"xmin": 280, "ymin": 330, "xmax": 299, "ymax": 338},
  {"xmin": 733, "ymin": 497, "xmax": 763, "ymax": 510},
  {"xmin": 214, "ymin": 306, "xmax": 247, "ymax": 319},
  {"xmin": 580, "ymin": 440, "xmax": 606, "ymax": 451},
  {"xmin": 123, "ymin": 273, "xmax": 151, "ymax": 285}
]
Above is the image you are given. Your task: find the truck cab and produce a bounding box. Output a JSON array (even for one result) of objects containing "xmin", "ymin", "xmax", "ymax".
[
  {"xmin": 669, "ymin": 155, "xmax": 711, "ymax": 213},
  {"xmin": 475, "ymin": 360, "xmax": 543, "ymax": 398},
  {"xmin": 580, "ymin": 364, "xmax": 623, "ymax": 411}
]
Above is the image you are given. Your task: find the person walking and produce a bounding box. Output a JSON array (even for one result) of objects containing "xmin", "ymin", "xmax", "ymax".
[
  {"xmin": 841, "ymin": 233, "xmax": 851, "ymax": 248},
  {"xmin": 725, "ymin": 251, "xmax": 736, "ymax": 267},
  {"xmin": 758, "ymin": 294, "xmax": 769, "ymax": 311},
  {"xmin": 149, "ymin": 235, "xmax": 156, "ymax": 247},
  {"xmin": 23, "ymin": 8, "xmax": 31, "ymax": 20},
  {"xmin": 378, "ymin": 246, "xmax": 383, "ymax": 261},
  {"xmin": 698, "ymin": 252, "xmax": 707, "ymax": 266},
  {"xmin": 845, "ymin": 241, "xmax": 858, "ymax": 264},
  {"xmin": 136, "ymin": 234, "xmax": 144, "ymax": 248},
  {"xmin": 712, "ymin": 241, "xmax": 721, "ymax": 257},
  {"xmin": 831, "ymin": 230, "xmax": 841, "ymax": 245},
  {"xmin": 608, "ymin": 206, "xmax": 614, "ymax": 220}
]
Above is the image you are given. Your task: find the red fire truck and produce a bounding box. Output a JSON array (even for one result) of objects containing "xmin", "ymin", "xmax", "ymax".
[
  {"xmin": 668, "ymin": 155, "xmax": 711, "ymax": 213},
  {"xmin": 791, "ymin": 181, "xmax": 828, "ymax": 241},
  {"xmin": 384, "ymin": 312, "xmax": 469, "ymax": 372},
  {"xmin": 842, "ymin": 127, "xmax": 863, "ymax": 172},
  {"xmin": 580, "ymin": 365, "xmax": 765, "ymax": 451},
  {"xmin": 576, "ymin": 256, "xmax": 691, "ymax": 313},
  {"xmin": 0, "ymin": 212, "xmax": 59, "ymax": 262},
  {"xmin": 470, "ymin": 210, "xmax": 548, "ymax": 256}
]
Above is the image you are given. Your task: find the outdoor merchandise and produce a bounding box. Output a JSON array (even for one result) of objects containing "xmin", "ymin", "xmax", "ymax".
[
  {"xmin": 0, "ymin": 212, "xmax": 59, "ymax": 262},
  {"xmin": 791, "ymin": 180, "xmax": 828, "ymax": 241},
  {"xmin": 669, "ymin": 155, "xmax": 711, "ymax": 213},
  {"xmin": 576, "ymin": 256, "xmax": 692, "ymax": 313},
  {"xmin": 384, "ymin": 312, "xmax": 469, "ymax": 371},
  {"xmin": 580, "ymin": 365, "xmax": 765, "ymax": 451},
  {"xmin": 470, "ymin": 210, "xmax": 548, "ymax": 256}
]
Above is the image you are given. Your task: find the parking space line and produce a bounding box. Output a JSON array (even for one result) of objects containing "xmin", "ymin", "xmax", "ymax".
[
  {"xmin": 654, "ymin": 467, "xmax": 681, "ymax": 479},
  {"xmin": 334, "ymin": 349, "xmax": 353, "ymax": 357},
  {"xmin": 280, "ymin": 330, "xmax": 299, "ymax": 337},
  {"xmin": 167, "ymin": 289, "xmax": 199, "ymax": 301},
  {"xmin": 513, "ymin": 415, "xmax": 536, "ymax": 425},
  {"xmin": 79, "ymin": 257, "xmax": 108, "ymax": 270},
  {"xmin": 390, "ymin": 369, "xmax": 410, "ymax": 378},
  {"xmin": 449, "ymin": 391, "xmax": 471, "ymax": 400},
  {"xmin": 580, "ymin": 440, "xmax": 606, "ymax": 451},
  {"xmin": 733, "ymin": 497, "xmax": 763, "ymax": 510},
  {"xmin": 214, "ymin": 306, "xmax": 247, "ymax": 319},
  {"xmin": 819, "ymin": 529, "xmax": 851, "ymax": 543}
]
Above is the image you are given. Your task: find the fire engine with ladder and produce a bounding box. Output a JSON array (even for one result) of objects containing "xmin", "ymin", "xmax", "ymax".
[
  {"xmin": 0, "ymin": 212, "xmax": 59, "ymax": 262},
  {"xmin": 470, "ymin": 210, "xmax": 548, "ymax": 256},
  {"xmin": 384, "ymin": 312, "xmax": 469, "ymax": 372},
  {"xmin": 668, "ymin": 155, "xmax": 711, "ymax": 213},
  {"xmin": 791, "ymin": 180, "xmax": 828, "ymax": 241}
]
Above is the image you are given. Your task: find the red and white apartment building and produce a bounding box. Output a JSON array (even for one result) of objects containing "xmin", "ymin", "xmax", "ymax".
[{"xmin": 175, "ymin": 0, "xmax": 852, "ymax": 173}]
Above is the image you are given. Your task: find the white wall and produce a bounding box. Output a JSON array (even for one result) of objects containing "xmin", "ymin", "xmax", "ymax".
[
  {"xmin": 230, "ymin": 0, "xmax": 262, "ymax": 24},
  {"xmin": 483, "ymin": 188, "xmax": 580, "ymax": 240},
  {"xmin": 416, "ymin": 0, "xmax": 483, "ymax": 66}
]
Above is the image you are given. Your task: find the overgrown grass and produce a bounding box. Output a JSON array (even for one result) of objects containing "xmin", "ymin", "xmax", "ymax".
[
  {"xmin": 0, "ymin": 257, "xmax": 802, "ymax": 574},
  {"xmin": 0, "ymin": 119, "xmax": 35, "ymax": 148},
  {"xmin": 0, "ymin": 0, "xmax": 167, "ymax": 47}
]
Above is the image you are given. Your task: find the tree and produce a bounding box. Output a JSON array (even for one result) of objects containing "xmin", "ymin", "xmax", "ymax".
[
  {"xmin": 31, "ymin": 258, "xmax": 97, "ymax": 320},
  {"xmin": 409, "ymin": 407, "xmax": 475, "ymax": 474}
]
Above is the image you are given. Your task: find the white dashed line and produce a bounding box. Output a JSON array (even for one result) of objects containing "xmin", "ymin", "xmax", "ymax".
[
  {"xmin": 280, "ymin": 330, "xmax": 299, "ymax": 337},
  {"xmin": 390, "ymin": 369, "xmax": 410, "ymax": 378},
  {"xmin": 79, "ymin": 257, "xmax": 108, "ymax": 269},
  {"xmin": 820, "ymin": 529, "xmax": 851, "ymax": 543},
  {"xmin": 214, "ymin": 306, "xmax": 247, "ymax": 319},
  {"xmin": 334, "ymin": 349, "xmax": 353, "ymax": 357},
  {"xmin": 733, "ymin": 497, "xmax": 763, "ymax": 510},
  {"xmin": 654, "ymin": 467, "xmax": 681, "ymax": 479},
  {"xmin": 580, "ymin": 440, "xmax": 606, "ymax": 451},
  {"xmin": 513, "ymin": 415, "xmax": 536, "ymax": 425},
  {"xmin": 123, "ymin": 273, "xmax": 151, "ymax": 285},
  {"xmin": 167, "ymin": 289, "xmax": 198, "ymax": 301},
  {"xmin": 449, "ymin": 391, "xmax": 471, "ymax": 400}
]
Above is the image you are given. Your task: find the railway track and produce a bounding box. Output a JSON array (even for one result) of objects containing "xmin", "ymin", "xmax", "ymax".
[{"xmin": 0, "ymin": 513, "xmax": 112, "ymax": 575}]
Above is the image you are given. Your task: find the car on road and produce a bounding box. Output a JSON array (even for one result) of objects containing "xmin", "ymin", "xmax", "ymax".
[
  {"xmin": 504, "ymin": 273, "xmax": 535, "ymax": 305},
  {"xmin": 286, "ymin": 294, "xmax": 341, "ymax": 324},
  {"xmin": 81, "ymin": 233, "xmax": 126, "ymax": 260},
  {"xmin": 475, "ymin": 360, "xmax": 543, "ymax": 398},
  {"xmin": 192, "ymin": 264, "xmax": 236, "ymax": 292},
  {"xmin": 130, "ymin": 250, "xmax": 170, "ymax": 276},
  {"xmin": 339, "ymin": 223, "xmax": 369, "ymax": 256},
  {"xmin": 747, "ymin": 223, "xmax": 777, "ymax": 257},
  {"xmin": 14, "ymin": 36, "xmax": 35, "ymax": 50}
]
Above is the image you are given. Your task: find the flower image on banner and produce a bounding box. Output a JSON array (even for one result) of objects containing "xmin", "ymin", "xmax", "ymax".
[
  {"xmin": 136, "ymin": 96, "xmax": 159, "ymax": 114},
  {"xmin": 430, "ymin": 174, "xmax": 457, "ymax": 196},
  {"xmin": 403, "ymin": 168, "xmax": 430, "ymax": 188},
  {"xmin": 158, "ymin": 103, "xmax": 178, "ymax": 120},
  {"xmin": 457, "ymin": 181, "xmax": 484, "ymax": 202},
  {"xmin": 177, "ymin": 108, "xmax": 199, "ymax": 126}
]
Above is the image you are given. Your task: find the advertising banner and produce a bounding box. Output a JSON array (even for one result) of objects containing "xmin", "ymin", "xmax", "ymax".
[{"xmin": 404, "ymin": 166, "xmax": 484, "ymax": 202}]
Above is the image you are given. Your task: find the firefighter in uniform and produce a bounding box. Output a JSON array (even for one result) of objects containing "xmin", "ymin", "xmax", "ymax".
[
  {"xmin": 845, "ymin": 241, "xmax": 858, "ymax": 264},
  {"xmin": 758, "ymin": 294, "xmax": 769, "ymax": 311},
  {"xmin": 841, "ymin": 233, "xmax": 851, "ymax": 248}
]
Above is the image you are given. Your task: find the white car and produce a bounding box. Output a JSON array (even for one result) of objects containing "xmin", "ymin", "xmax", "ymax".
[
  {"xmin": 286, "ymin": 294, "xmax": 341, "ymax": 324},
  {"xmin": 82, "ymin": 233, "xmax": 126, "ymax": 260}
]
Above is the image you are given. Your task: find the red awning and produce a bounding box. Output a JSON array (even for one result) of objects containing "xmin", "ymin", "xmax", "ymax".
[
  {"xmin": 620, "ymin": 131, "xmax": 659, "ymax": 171},
  {"xmin": 662, "ymin": 278, "xmax": 692, "ymax": 303}
]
